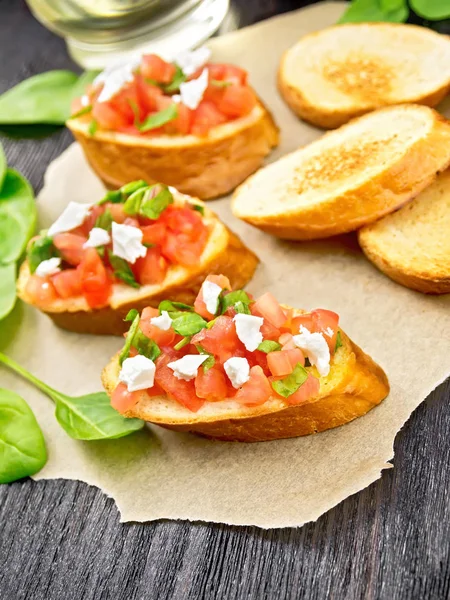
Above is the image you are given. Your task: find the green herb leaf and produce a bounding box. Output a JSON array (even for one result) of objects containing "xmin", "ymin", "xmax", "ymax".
[
  {"xmin": 171, "ymin": 313, "xmax": 207, "ymax": 336},
  {"xmin": 338, "ymin": 0, "xmax": 408, "ymax": 23},
  {"xmin": 138, "ymin": 104, "xmax": 178, "ymax": 132},
  {"xmin": 26, "ymin": 236, "xmax": 58, "ymax": 274},
  {"xmin": 123, "ymin": 187, "xmax": 147, "ymax": 215},
  {"xmin": 0, "ymin": 263, "xmax": 17, "ymax": 321},
  {"xmin": 0, "ymin": 70, "xmax": 98, "ymax": 125},
  {"xmin": 94, "ymin": 208, "xmax": 113, "ymax": 231},
  {"xmin": 174, "ymin": 336, "xmax": 191, "ymax": 350},
  {"xmin": 88, "ymin": 119, "xmax": 98, "ymax": 136},
  {"xmin": 120, "ymin": 180, "xmax": 148, "ymax": 196},
  {"xmin": 139, "ymin": 185, "xmax": 174, "ymax": 220},
  {"xmin": 163, "ymin": 65, "xmax": 187, "ymax": 93},
  {"xmin": 234, "ymin": 301, "xmax": 251, "ymax": 314},
  {"xmin": 211, "ymin": 79, "xmax": 232, "ymax": 88},
  {"xmin": 0, "ymin": 142, "xmax": 5, "ymax": 190},
  {"xmin": 98, "ymin": 189, "xmax": 122, "ymax": 206},
  {"xmin": 335, "ymin": 330, "xmax": 343, "ymax": 352},
  {"xmin": 0, "ymin": 353, "xmax": 144, "ymax": 441},
  {"xmin": 158, "ymin": 300, "xmax": 194, "ymax": 314},
  {"xmin": 0, "ymin": 389, "xmax": 47, "ymax": 483},
  {"xmin": 190, "ymin": 203, "xmax": 204, "ymax": 215},
  {"xmin": 107, "ymin": 250, "xmax": 140, "ymax": 288},
  {"xmin": 194, "ymin": 345, "xmax": 215, "ymax": 371},
  {"xmin": 221, "ymin": 290, "xmax": 251, "ymax": 314},
  {"xmin": 257, "ymin": 340, "xmax": 282, "ymax": 353},
  {"xmin": 119, "ymin": 311, "xmax": 141, "ymax": 364},
  {"xmin": 0, "ymin": 169, "xmax": 36, "ymax": 264},
  {"xmin": 120, "ymin": 311, "xmax": 160, "ymax": 362},
  {"xmin": 70, "ymin": 104, "xmax": 92, "ymax": 119},
  {"xmin": 271, "ymin": 363, "xmax": 309, "ymax": 398},
  {"xmin": 410, "ymin": 0, "xmax": 450, "ymax": 19},
  {"xmin": 125, "ymin": 309, "xmax": 139, "ymax": 322}
]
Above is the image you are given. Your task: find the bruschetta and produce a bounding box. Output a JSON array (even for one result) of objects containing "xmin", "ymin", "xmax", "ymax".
[
  {"xmin": 67, "ymin": 49, "xmax": 279, "ymax": 200},
  {"xmin": 17, "ymin": 182, "xmax": 258, "ymax": 335},
  {"xmin": 102, "ymin": 276, "xmax": 389, "ymax": 442}
]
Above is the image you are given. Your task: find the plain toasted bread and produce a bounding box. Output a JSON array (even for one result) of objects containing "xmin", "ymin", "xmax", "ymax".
[
  {"xmin": 358, "ymin": 170, "xmax": 450, "ymax": 294},
  {"xmin": 67, "ymin": 101, "xmax": 279, "ymax": 200},
  {"xmin": 102, "ymin": 321, "xmax": 389, "ymax": 442},
  {"xmin": 17, "ymin": 203, "xmax": 259, "ymax": 335},
  {"xmin": 278, "ymin": 23, "xmax": 450, "ymax": 129},
  {"xmin": 232, "ymin": 105, "xmax": 450, "ymax": 240}
]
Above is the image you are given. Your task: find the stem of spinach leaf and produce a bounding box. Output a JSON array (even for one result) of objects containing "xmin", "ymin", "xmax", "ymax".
[{"xmin": 0, "ymin": 351, "xmax": 57, "ymax": 399}]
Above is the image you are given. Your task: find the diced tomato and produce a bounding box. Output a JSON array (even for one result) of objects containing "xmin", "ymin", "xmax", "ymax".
[
  {"xmin": 291, "ymin": 313, "xmax": 315, "ymax": 334},
  {"xmin": 105, "ymin": 202, "xmax": 127, "ymax": 224},
  {"xmin": 311, "ymin": 309, "xmax": 339, "ymax": 353},
  {"xmin": 92, "ymin": 100, "xmax": 129, "ymax": 130},
  {"xmin": 284, "ymin": 374, "xmax": 320, "ymax": 406},
  {"xmin": 218, "ymin": 84, "xmax": 256, "ymax": 118},
  {"xmin": 278, "ymin": 332, "xmax": 295, "ymax": 350},
  {"xmin": 133, "ymin": 247, "xmax": 168, "ymax": 286},
  {"xmin": 111, "ymin": 382, "xmax": 141, "ymax": 414},
  {"xmin": 267, "ymin": 350, "xmax": 295, "ymax": 377},
  {"xmin": 73, "ymin": 205, "xmax": 104, "ymax": 237},
  {"xmin": 191, "ymin": 315, "xmax": 245, "ymax": 363},
  {"xmin": 141, "ymin": 54, "xmax": 176, "ymax": 83},
  {"xmin": 252, "ymin": 292, "xmax": 287, "ymax": 328},
  {"xmin": 70, "ymin": 97, "xmax": 92, "ymax": 122},
  {"xmin": 284, "ymin": 348, "xmax": 305, "ymax": 369},
  {"xmin": 190, "ymin": 101, "xmax": 227, "ymax": 136},
  {"xmin": 194, "ymin": 274, "xmax": 231, "ymax": 320},
  {"xmin": 135, "ymin": 74, "xmax": 164, "ymax": 112},
  {"xmin": 78, "ymin": 248, "xmax": 112, "ymax": 308},
  {"xmin": 110, "ymin": 80, "xmax": 145, "ymax": 124},
  {"xmin": 161, "ymin": 229, "xmax": 208, "ymax": 268},
  {"xmin": 250, "ymin": 303, "xmax": 281, "ymax": 341},
  {"xmin": 165, "ymin": 103, "xmax": 193, "ymax": 135},
  {"xmin": 281, "ymin": 307, "xmax": 294, "ymax": 332},
  {"xmin": 53, "ymin": 233, "xmax": 87, "ymax": 266},
  {"xmin": 234, "ymin": 366, "xmax": 272, "ymax": 406},
  {"xmin": 195, "ymin": 366, "xmax": 228, "ymax": 401},
  {"xmin": 25, "ymin": 275, "xmax": 58, "ymax": 307},
  {"xmin": 160, "ymin": 204, "xmax": 203, "ymax": 235},
  {"xmin": 140, "ymin": 221, "xmax": 167, "ymax": 246},
  {"xmin": 203, "ymin": 83, "xmax": 225, "ymax": 106},
  {"xmin": 155, "ymin": 354, "xmax": 205, "ymax": 412},
  {"xmin": 139, "ymin": 306, "xmax": 176, "ymax": 346},
  {"xmin": 51, "ymin": 269, "xmax": 82, "ymax": 299},
  {"xmin": 245, "ymin": 349, "xmax": 271, "ymax": 377},
  {"xmin": 206, "ymin": 63, "xmax": 248, "ymax": 86}
]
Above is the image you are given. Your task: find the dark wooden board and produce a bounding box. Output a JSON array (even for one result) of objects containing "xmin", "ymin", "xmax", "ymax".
[{"xmin": 1, "ymin": 1, "xmax": 450, "ymax": 598}]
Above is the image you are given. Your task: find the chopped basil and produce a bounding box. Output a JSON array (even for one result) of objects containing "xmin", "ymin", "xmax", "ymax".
[
  {"xmin": 174, "ymin": 336, "xmax": 191, "ymax": 350},
  {"xmin": 27, "ymin": 236, "xmax": 59, "ymax": 274},
  {"xmin": 158, "ymin": 300, "xmax": 194, "ymax": 314},
  {"xmin": 221, "ymin": 290, "xmax": 251, "ymax": 314},
  {"xmin": 206, "ymin": 318, "xmax": 217, "ymax": 330},
  {"xmin": 119, "ymin": 310, "xmax": 160, "ymax": 364},
  {"xmin": 121, "ymin": 180, "xmax": 148, "ymax": 195},
  {"xmin": 138, "ymin": 104, "xmax": 178, "ymax": 132},
  {"xmin": 163, "ymin": 65, "xmax": 187, "ymax": 93},
  {"xmin": 195, "ymin": 345, "xmax": 215, "ymax": 372},
  {"xmin": 139, "ymin": 185, "xmax": 173, "ymax": 220},
  {"xmin": 271, "ymin": 363, "xmax": 309, "ymax": 398},
  {"xmin": 107, "ymin": 250, "xmax": 139, "ymax": 288},
  {"xmin": 96, "ymin": 246, "xmax": 105, "ymax": 258},
  {"xmin": 98, "ymin": 189, "xmax": 122, "ymax": 206},
  {"xmin": 211, "ymin": 79, "xmax": 232, "ymax": 88},
  {"xmin": 119, "ymin": 311, "xmax": 141, "ymax": 365},
  {"xmin": 71, "ymin": 104, "xmax": 92, "ymax": 118},
  {"xmin": 190, "ymin": 203, "xmax": 204, "ymax": 215},
  {"xmin": 123, "ymin": 187, "xmax": 147, "ymax": 216},
  {"xmin": 234, "ymin": 301, "xmax": 251, "ymax": 315},
  {"xmin": 94, "ymin": 208, "xmax": 113, "ymax": 231},
  {"xmin": 171, "ymin": 313, "xmax": 207, "ymax": 336},
  {"xmin": 335, "ymin": 330, "xmax": 343, "ymax": 352},
  {"xmin": 257, "ymin": 340, "xmax": 281, "ymax": 353},
  {"xmin": 87, "ymin": 119, "xmax": 98, "ymax": 136}
]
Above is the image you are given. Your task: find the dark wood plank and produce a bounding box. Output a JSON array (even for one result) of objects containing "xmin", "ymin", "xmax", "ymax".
[{"xmin": 1, "ymin": 2, "xmax": 450, "ymax": 599}]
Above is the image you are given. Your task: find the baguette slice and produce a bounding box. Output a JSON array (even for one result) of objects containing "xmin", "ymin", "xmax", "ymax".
[
  {"xmin": 67, "ymin": 102, "xmax": 279, "ymax": 200},
  {"xmin": 232, "ymin": 105, "xmax": 450, "ymax": 240},
  {"xmin": 17, "ymin": 202, "xmax": 259, "ymax": 335},
  {"xmin": 278, "ymin": 23, "xmax": 450, "ymax": 129},
  {"xmin": 358, "ymin": 169, "xmax": 450, "ymax": 294},
  {"xmin": 102, "ymin": 317, "xmax": 389, "ymax": 442}
]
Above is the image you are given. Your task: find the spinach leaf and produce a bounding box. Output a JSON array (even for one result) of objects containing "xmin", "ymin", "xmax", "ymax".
[
  {"xmin": 119, "ymin": 311, "xmax": 141, "ymax": 365},
  {"xmin": 0, "ymin": 70, "xmax": 98, "ymax": 125},
  {"xmin": 0, "ymin": 169, "xmax": 36, "ymax": 264},
  {"xmin": 271, "ymin": 363, "xmax": 308, "ymax": 398},
  {"xmin": 163, "ymin": 65, "xmax": 187, "ymax": 93},
  {"xmin": 121, "ymin": 180, "xmax": 148, "ymax": 195},
  {"xmin": 27, "ymin": 236, "xmax": 59, "ymax": 274},
  {"xmin": 171, "ymin": 313, "xmax": 207, "ymax": 336},
  {"xmin": 140, "ymin": 186, "xmax": 173, "ymax": 220},
  {"xmin": 119, "ymin": 310, "xmax": 161, "ymax": 364},
  {"xmin": 123, "ymin": 187, "xmax": 147, "ymax": 215},
  {"xmin": 0, "ymin": 389, "xmax": 47, "ymax": 484},
  {"xmin": 107, "ymin": 251, "xmax": 140, "ymax": 288},
  {"xmin": 221, "ymin": 290, "xmax": 251, "ymax": 314},
  {"xmin": 335, "ymin": 330, "xmax": 343, "ymax": 352},
  {"xmin": 338, "ymin": 0, "xmax": 408, "ymax": 23},
  {"xmin": 138, "ymin": 105, "xmax": 178, "ymax": 132},
  {"xmin": 0, "ymin": 352, "xmax": 144, "ymax": 441},
  {"xmin": 159, "ymin": 300, "xmax": 194, "ymax": 313},
  {"xmin": 94, "ymin": 209, "xmax": 113, "ymax": 231},
  {"xmin": 410, "ymin": 0, "xmax": 450, "ymax": 19},
  {"xmin": 0, "ymin": 263, "xmax": 17, "ymax": 321},
  {"xmin": 0, "ymin": 142, "xmax": 5, "ymax": 190},
  {"xmin": 174, "ymin": 337, "xmax": 191, "ymax": 350},
  {"xmin": 257, "ymin": 340, "xmax": 281, "ymax": 353},
  {"xmin": 98, "ymin": 189, "xmax": 122, "ymax": 206}
]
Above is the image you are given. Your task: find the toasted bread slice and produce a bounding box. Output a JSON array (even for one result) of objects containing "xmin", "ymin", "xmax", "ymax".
[
  {"xmin": 17, "ymin": 202, "xmax": 258, "ymax": 335},
  {"xmin": 102, "ymin": 319, "xmax": 389, "ymax": 442},
  {"xmin": 278, "ymin": 23, "xmax": 450, "ymax": 129},
  {"xmin": 232, "ymin": 105, "xmax": 450, "ymax": 240},
  {"xmin": 358, "ymin": 169, "xmax": 450, "ymax": 294},
  {"xmin": 67, "ymin": 102, "xmax": 279, "ymax": 200}
]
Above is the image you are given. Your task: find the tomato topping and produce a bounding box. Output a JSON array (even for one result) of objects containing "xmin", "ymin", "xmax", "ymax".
[
  {"xmin": 78, "ymin": 248, "xmax": 112, "ymax": 308},
  {"xmin": 53, "ymin": 233, "xmax": 87, "ymax": 266},
  {"xmin": 234, "ymin": 366, "xmax": 272, "ymax": 406},
  {"xmin": 194, "ymin": 274, "xmax": 231, "ymax": 320},
  {"xmin": 92, "ymin": 101, "xmax": 129, "ymax": 130},
  {"xmin": 74, "ymin": 205, "xmax": 104, "ymax": 237},
  {"xmin": 195, "ymin": 366, "xmax": 228, "ymax": 401},
  {"xmin": 25, "ymin": 275, "xmax": 58, "ymax": 307},
  {"xmin": 206, "ymin": 63, "xmax": 248, "ymax": 86},
  {"xmin": 140, "ymin": 221, "xmax": 167, "ymax": 246},
  {"xmin": 141, "ymin": 54, "xmax": 176, "ymax": 84},
  {"xmin": 267, "ymin": 350, "xmax": 296, "ymax": 377},
  {"xmin": 190, "ymin": 101, "xmax": 227, "ymax": 136},
  {"xmin": 155, "ymin": 354, "xmax": 205, "ymax": 412},
  {"xmin": 104, "ymin": 202, "xmax": 127, "ymax": 224},
  {"xmin": 139, "ymin": 307, "xmax": 176, "ymax": 346},
  {"xmin": 52, "ymin": 269, "xmax": 83, "ymax": 299},
  {"xmin": 191, "ymin": 316, "xmax": 245, "ymax": 363},
  {"xmin": 252, "ymin": 292, "xmax": 287, "ymax": 329},
  {"xmin": 110, "ymin": 81, "xmax": 144, "ymax": 124},
  {"xmin": 111, "ymin": 382, "xmax": 141, "ymax": 413},
  {"xmin": 284, "ymin": 348, "xmax": 305, "ymax": 369},
  {"xmin": 218, "ymin": 85, "xmax": 256, "ymax": 118},
  {"xmin": 284, "ymin": 374, "xmax": 320, "ymax": 406},
  {"xmin": 133, "ymin": 247, "xmax": 168, "ymax": 286},
  {"xmin": 278, "ymin": 332, "xmax": 295, "ymax": 350},
  {"xmin": 135, "ymin": 74, "xmax": 164, "ymax": 112},
  {"xmin": 311, "ymin": 309, "xmax": 339, "ymax": 352},
  {"xmin": 291, "ymin": 313, "xmax": 315, "ymax": 333}
]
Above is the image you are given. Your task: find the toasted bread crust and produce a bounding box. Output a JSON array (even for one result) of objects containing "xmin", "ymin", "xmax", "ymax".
[
  {"xmin": 67, "ymin": 102, "xmax": 279, "ymax": 200},
  {"xmin": 232, "ymin": 105, "xmax": 450, "ymax": 240},
  {"xmin": 102, "ymin": 326, "xmax": 389, "ymax": 442},
  {"xmin": 17, "ymin": 226, "xmax": 258, "ymax": 335}
]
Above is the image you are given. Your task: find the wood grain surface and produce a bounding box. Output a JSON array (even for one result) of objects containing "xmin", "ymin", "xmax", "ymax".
[{"xmin": 1, "ymin": 1, "xmax": 450, "ymax": 598}]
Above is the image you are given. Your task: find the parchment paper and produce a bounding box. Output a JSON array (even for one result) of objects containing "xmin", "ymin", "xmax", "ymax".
[{"xmin": 2, "ymin": 2, "xmax": 450, "ymax": 528}]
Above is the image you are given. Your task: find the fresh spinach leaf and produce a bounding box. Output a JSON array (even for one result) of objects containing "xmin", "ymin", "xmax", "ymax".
[
  {"xmin": 70, "ymin": 104, "xmax": 92, "ymax": 119},
  {"xmin": 27, "ymin": 236, "xmax": 59, "ymax": 274},
  {"xmin": 0, "ymin": 352, "xmax": 144, "ymax": 440},
  {"xmin": 163, "ymin": 65, "xmax": 187, "ymax": 93},
  {"xmin": 338, "ymin": 0, "xmax": 408, "ymax": 23},
  {"xmin": 119, "ymin": 311, "xmax": 141, "ymax": 365},
  {"xmin": 140, "ymin": 185, "xmax": 174, "ymax": 220},
  {"xmin": 0, "ymin": 263, "xmax": 17, "ymax": 321},
  {"xmin": 174, "ymin": 337, "xmax": 191, "ymax": 350},
  {"xmin": 0, "ymin": 142, "xmax": 5, "ymax": 190},
  {"xmin": 138, "ymin": 105, "xmax": 178, "ymax": 132},
  {"xmin": 119, "ymin": 310, "xmax": 161, "ymax": 363},
  {"xmin": 98, "ymin": 189, "xmax": 122, "ymax": 206},
  {"xmin": 221, "ymin": 290, "xmax": 251, "ymax": 314},
  {"xmin": 271, "ymin": 363, "xmax": 309, "ymax": 398},
  {"xmin": 121, "ymin": 180, "xmax": 148, "ymax": 195},
  {"xmin": 94, "ymin": 208, "xmax": 113, "ymax": 231},
  {"xmin": 0, "ymin": 169, "xmax": 36, "ymax": 264},
  {"xmin": 410, "ymin": 0, "xmax": 450, "ymax": 19},
  {"xmin": 194, "ymin": 345, "xmax": 215, "ymax": 371},
  {"xmin": 257, "ymin": 340, "xmax": 282, "ymax": 353},
  {"xmin": 171, "ymin": 313, "xmax": 207, "ymax": 336},
  {"xmin": 123, "ymin": 187, "xmax": 147, "ymax": 215},
  {"xmin": 107, "ymin": 251, "xmax": 140, "ymax": 288},
  {"xmin": 234, "ymin": 301, "xmax": 251, "ymax": 315},
  {"xmin": 158, "ymin": 300, "xmax": 194, "ymax": 314},
  {"xmin": 0, "ymin": 389, "xmax": 47, "ymax": 484}
]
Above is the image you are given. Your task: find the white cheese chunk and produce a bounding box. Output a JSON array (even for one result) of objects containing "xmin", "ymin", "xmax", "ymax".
[
  {"xmin": 83, "ymin": 227, "xmax": 111, "ymax": 248},
  {"xmin": 167, "ymin": 354, "xmax": 208, "ymax": 381},
  {"xmin": 48, "ymin": 202, "xmax": 93, "ymax": 236},
  {"xmin": 223, "ymin": 357, "xmax": 250, "ymax": 389},
  {"xmin": 111, "ymin": 222, "xmax": 147, "ymax": 264},
  {"xmin": 233, "ymin": 314, "xmax": 264, "ymax": 352},
  {"xmin": 178, "ymin": 68, "xmax": 209, "ymax": 110},
  {"xmin": 171, "ymin": 94, "xmax": 181, "ymax": 103},
  {"xmin": 150, "ymin": 310, "xmax": 172, "ymax": 331},
  {"xmin": 202, "ymin": 280, "xmax": 222, "ymax": 315},
  {"xmin": 174, "ymin": 46, "xmax": 211, "ymax": 76},
  {"xmin": 293, "ymin": 326, "xmax": 331, "ymax": 377},
  {"xmin": 94, "ymin": 55, "xmax": 141, "ymax": 103},
  {"xmin": 35, "ymin": 257, "xmax": 62, "ymax": 278},
  {"xmin": 80, "ymin": 94, "xmax": 90, "ymax": 107},
  {"xmin": 119, "ymin": 355, "xmax": 156, "ymax": 392}
]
